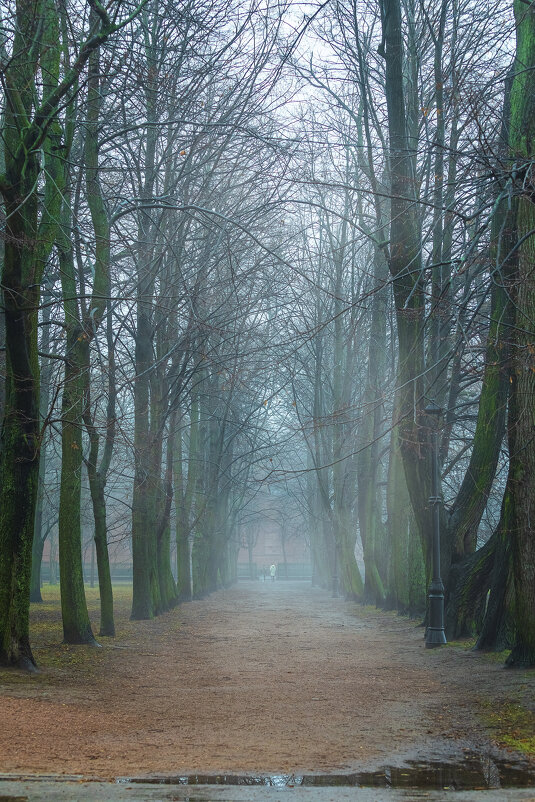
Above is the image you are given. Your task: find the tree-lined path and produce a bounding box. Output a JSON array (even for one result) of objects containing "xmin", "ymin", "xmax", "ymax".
[{"xmin": 0, "ymin": 582, "xmax": 532, "ymax": 780}]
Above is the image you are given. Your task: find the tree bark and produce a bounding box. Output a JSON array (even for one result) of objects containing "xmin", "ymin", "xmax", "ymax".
[
  {"xmin": 380, "ymin": 0, "xmax": 432, "ymax": 573},
  {"xmin": 504, "ymin": 0, "xmax": 535, "ymax": 666},
  {"xmin": 0, "ymin": 0, "xmax": 59, "ymax": 667}
]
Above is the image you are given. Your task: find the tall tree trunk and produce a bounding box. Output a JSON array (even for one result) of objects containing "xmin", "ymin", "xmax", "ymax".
[
  {"xmin": 90, "ymin": 475, "xmax": 115, "ymax": 636},
  {"xmin": 357, "ymin": 247, "xmax": 388, "ymax": 605},
  {"xmin": 82, "ymin": 21, "xmax": 116, "ymax": 637},
  {"xmin": 475, "ymin": 521, "xmax": 514, "ymax": 652},
  {"xmin": 504, "ymin": 0, "xmax": 535, "ymax": 666},
  {"xmin": 0, "ymin": 0, "xmax": 59, "ymax": 666},
  {"xmin": 173, "ymin": 413, "xmax": 193, "ymax": 599},
  {"xmin": 380, "ymin": 0, "xmax": 432, "ymax": 572},
  {"xmin": 131, "ymin": 307, "xmax": 156, "ymax": 618},
  {"xmin": 156, "ymin": 414, "xmax": 178, "ymax": 610},
  {"xmin": 444, "ymin": 69, "xmax": 516, "ymax": 641},
  {"xmin": 386, "ymin": 403, "xmax": 426, "ymax": 616},
  {"xmin": 0, "ymin": 279, "xmax": 40, "ymax": 666},
  {"xmin": 30, "ymin": 285, "xmax": 53, "ymax": 603},
  {"xmin": 56, "ymin": 141, "xmax": 95, "ymax": 644},
  {"xmin": 131, "ymin": 80, "xmax": 159, "ymax": 619}
]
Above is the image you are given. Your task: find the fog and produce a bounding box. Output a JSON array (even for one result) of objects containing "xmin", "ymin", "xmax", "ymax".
[{"xmin": 0, "ymin": 0, "xmax": 534, "ymax": 793}]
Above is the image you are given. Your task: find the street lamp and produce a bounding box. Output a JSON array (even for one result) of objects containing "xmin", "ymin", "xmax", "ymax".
[{"xmin": 424, "ymin": 401, "xmax": 447, "ymax": 648}]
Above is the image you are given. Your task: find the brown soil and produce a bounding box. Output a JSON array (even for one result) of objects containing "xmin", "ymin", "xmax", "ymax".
[{"xmin": 0, "ymin": 581, "xmax": 533, "ymax": 780}]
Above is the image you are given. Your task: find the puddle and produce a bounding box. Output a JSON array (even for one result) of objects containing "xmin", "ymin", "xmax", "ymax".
[{"xmin": 118, "ymin": 758, "xmax": 535, "ymax": 790}]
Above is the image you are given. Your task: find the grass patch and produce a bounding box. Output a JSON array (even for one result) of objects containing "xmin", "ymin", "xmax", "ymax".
[
  {"xmin": 0, "ymin": 582, "xmax": 185, "ymax": 692},
  {"xmin": 479, "ymin": 649, "xmax": 511, "ymax": 664},
  {"xmin": 484, "ymin": 701, "xmax": 535, "ymax": 757},
  {"xmin": 446, "ymin": 638, "xmax": 476, "ymax": 650},
  {"xmin": 19, "ymin": 584, "xmax": 135, "ymax": 679},
  {"xmin": 446, "ymin": 638, "xmax": 512, "ymax": 665}
]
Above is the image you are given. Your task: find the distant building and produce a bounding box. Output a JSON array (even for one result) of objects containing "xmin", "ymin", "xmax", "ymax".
[{"xmin": 237, "ymin": 527, "xmax": 311, "ymax": 579}]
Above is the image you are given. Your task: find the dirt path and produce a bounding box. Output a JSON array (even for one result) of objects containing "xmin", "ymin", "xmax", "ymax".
[{"xmin": 0, "ymin": 581, "xmax": 533, "ymax": 780}]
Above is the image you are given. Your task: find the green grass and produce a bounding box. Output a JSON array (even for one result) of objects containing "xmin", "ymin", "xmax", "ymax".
[
  {"xmin": 446, "ymin": 637, "xmax": 476, "ymax": 650},
  {"xmin": 446, "ymin": 637, "xmax": 512, "ymax": 664},
  {"xmin": 0, "ymin": 584, "xmax": 135, "ymax": 682},
  {"xmin": 483, "ymin": 701, "xmax": 535, "ymax": 757}
]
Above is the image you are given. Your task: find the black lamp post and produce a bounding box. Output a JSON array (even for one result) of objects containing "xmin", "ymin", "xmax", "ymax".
[{"xmin": 425, "ymin": 401, "xmax": 447, "ymax": 648}]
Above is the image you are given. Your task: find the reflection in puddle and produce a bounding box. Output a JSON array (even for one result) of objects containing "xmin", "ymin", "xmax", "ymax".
[
  {"xmin": 118, "ymin": 757, "xmax": 535, "ymax": 790},
  {"xmin": 0, "ymin": 797, "xmax": 29, "ymax": 802}
]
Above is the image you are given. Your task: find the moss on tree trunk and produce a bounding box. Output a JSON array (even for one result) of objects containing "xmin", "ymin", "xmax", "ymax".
[
  {"xmin": 58, "ymin": 333, "xmax": 95, "ymax": 645},
  {"xmin": 502, "ymin": 0, "xmax": 535, "ymax": 667},
  {"xmin": 89, "ymin": 476, "xmax": 115, "ymax": 637}
]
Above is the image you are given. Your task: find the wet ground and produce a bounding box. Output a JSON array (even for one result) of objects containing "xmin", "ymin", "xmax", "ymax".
[
  {"xmin": 118, "ymin": 758, "xmax": 535, "ymax": 788},
  {"xmin": 0, "ymin": 581, "xmax": 534, "ymax": 799},
  {"xmin": 0, "ymin": 773, "xmax": 535, "ymax": 801}
]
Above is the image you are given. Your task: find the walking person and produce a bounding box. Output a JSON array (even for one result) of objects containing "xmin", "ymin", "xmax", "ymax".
[{"xmin": 270, "ymin": 563, "xmax": 276, "ymax": 581}]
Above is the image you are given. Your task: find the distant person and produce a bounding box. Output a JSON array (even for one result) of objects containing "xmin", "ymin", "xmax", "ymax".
[{"xmin": 270, "ymin": 563, "xmax": 276, "ymax": 581}]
